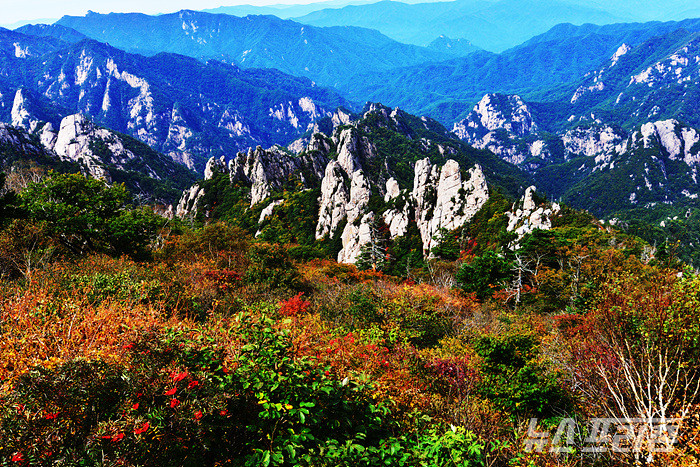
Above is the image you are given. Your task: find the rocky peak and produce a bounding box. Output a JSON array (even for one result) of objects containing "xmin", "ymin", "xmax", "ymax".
[
  {"xmin": 452, "ymin": 93, "xmax": 541, "ymax": 166},
  {"xmin": 412, "ymin": 159, "xmax": 489, "ymax": 252},
  {"xmin": 453, "ymin": 94, "xmax": 537, "ymax": 141},
  {"xmin": 331, "ymin": 108, "xmax": 352, "ymax": 128},
  {"xmin": 46, "ymin": 113, "xmax": 165, "ymax": 182},
  {"xmin": 610, "ymin": 43, "xmax": 631, "ymax": 67},
  {"xmin": 204, "ymin": 145, "xmax": 329, "ymax": 207},
  {"xmin": 11, "ymin": 89, "xmax": 38, "ymax": 132},
  {"xmin": 506, "ymin": 186, "xmax": 560, "ymax": 245},
  {"xmin": 634, "ymin": 119, "xmax": 700, "ymax": 167}
]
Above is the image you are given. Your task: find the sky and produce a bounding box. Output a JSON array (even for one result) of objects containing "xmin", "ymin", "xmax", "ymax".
[{"xmin": 0, "ymin": 0, "xmax": 326, "ymax": 26}]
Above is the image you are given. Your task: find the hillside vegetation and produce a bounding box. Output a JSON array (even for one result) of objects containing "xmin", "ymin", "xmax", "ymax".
[{"xmin": 0, "ymin": 171, "xmax": 698, "ymax": 465}]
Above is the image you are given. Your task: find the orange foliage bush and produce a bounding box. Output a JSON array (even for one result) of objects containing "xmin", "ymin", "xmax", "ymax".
[{"xmin": 0, "ymin": 282, "xmax": 171, "ymax": 385}]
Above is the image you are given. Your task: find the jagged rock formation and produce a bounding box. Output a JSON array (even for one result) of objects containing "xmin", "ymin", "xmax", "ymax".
[
  {"xmin": 176, "ymin": 185, "xmax": 206, "ymax": 218},
  {"xmin": 0, "ymin": 113, "xmax": 195, "ymax": 204},
  {"xmin": 562, "ymin": 125, "xmax": 626, "ymax": 160},
  {"xmin": 410, "ymin": 159, "xmax": 489, "ymax": 253},
  {"xmin": 452, "ymin": 94, "xmax": 539, "ymax": 165},
  {"xmin": 200, "ymin": 145, "xmax": 329, "ymax": 207},
  {"xmin": 11, "ymin": 89, "xmax": 38, "ymax": 132},
  {"xmin": 454, "ymin": 94, "xmax": 538, "ymax": 140},
  {"xmin": 38, "ymin": 113, "xmax": 173, "ymax": 182},
  {"xmin": 178, "ymin": 104, "xmax": 502, "ymax": 264},
  {"xmin": 506, "ymin": 186, "xmax": 560, "ymax": 244}
]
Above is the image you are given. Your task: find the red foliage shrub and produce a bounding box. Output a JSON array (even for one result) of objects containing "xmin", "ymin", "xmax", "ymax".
[
  {"xmin": 427, "ymin": 356, "xmax": 480, "ymax": 400},
  {"xmin": 279, "ymin": 292, "xmax": 311, "ymax": 317},
  {"xmin": 202, "ymin": 269, "xmax": 241, "ymax": 292}
]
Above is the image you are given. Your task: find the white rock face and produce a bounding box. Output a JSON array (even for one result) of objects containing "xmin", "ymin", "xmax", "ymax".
[
  {"xmin": 384, "ymin": 177, "xmax": 400, "ymax": 202},
  {"xmin": 452, "ymin": 93, "xmax": 539, "ymax": 166},
  {"xmin": 331, "ymin": 108, "xmax": 352, "ymax": 128},
  {"xmin": 315, "ymin": 128, "xmax": 374, "ymax": 263},
  {"xmin": 471, "ymin": 94, "xmax": 537, "ymax": 136},
  {"xmin": 634, "ymin": 119, "xmax": 700, "ymax": 166},
  {"xmin": 39, "ymin": 122, "xmax": 57, "ymax": 148},
  {"xmin": 204, "ymin": 156, "xmax": 227, "ymax": 180},
  {"xmin": 571, "ymin": 80, "xmax": 605, "ymax": 104},
  {"xmin": 506, "ymin": 186, "xmax": 560, "ymax": 244},
  {"xmin": 52, "ymin": 115, "xmax": 109, "ymax": 180},
  {"xmin": 13, "ymin": 43, "xmax": 31, "ymax": 58},
  {"xmin": 11, "ymin": 89, "xmax": 38, "ymax": 132},
  {"xmin": 563, "ymin": 125, "xmax": 626, "ymax": 158},
  {"xmin": 176, "ymin": 185, "xmax": 205, "ymax": 218},
  {"xmin": 411, "ymin": 158, "xmax": 489, "ymax": 253},
  {"xmin": 610, "ymin": 43, "xmax": 631, "ymax": 67},
  {"xmin": 316, "ymin": 161, "xmax": 350, "ymax": 239},
  {"xmin": 338, "ymin": 212, "xmax": 375, "ymax": 264},
  {"xmin": 569, "ymin": 44, "xmax": 633, "ymax": 104},
  {"xmin": 205, "ymin": 145, "xmax": 329, "ymax": 208},
  {"xmin": 383, "ymin": 205, "xmax": 409, "ymax": 238},
  {"xmin": 218, "ymin": 109, "xmax": 251, "ymax": 137},
  {"xmin": 428, "ymin": 162, "xmax": 489, "ymax": 252},
  {"xmin": 258, "ymin": 199, "xmax": 284, "ymax": 224},
  {"xmin": 411, "ymin": 158, "xmax": 441, "ymax": 247}
]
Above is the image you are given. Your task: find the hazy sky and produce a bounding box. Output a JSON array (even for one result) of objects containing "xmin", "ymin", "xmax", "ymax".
[{"xmin": 0, "ymin": 0, "xmax": 321, "ymax": 25}]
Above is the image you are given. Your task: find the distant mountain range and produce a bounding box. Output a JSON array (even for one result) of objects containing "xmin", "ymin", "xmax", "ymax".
[
  {"xmin": 341, "ymin": 18, "xmax": 700, "ymax": 124},
  {"xmin": 0, "ymin": 27, "xmax": 349, "ymax": 172},
  {"xmin": 202, "ymin": 0, "xmax": 372, "ymax": 19},
  {"xmin": 55, "ymin": 10, "xmax": 450, "ymax": 89},
  {"xmin": 294, "ymin": 0, "xmax": 625, "ymax": 51},
  {"xmin": 445, "ymin": 24, "xmax": 700, "ymax": 223}
]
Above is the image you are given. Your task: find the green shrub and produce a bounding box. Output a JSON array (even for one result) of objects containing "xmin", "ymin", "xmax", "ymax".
[
  {"xmin": 244, "ymin": 243, "xmax": 306, "ymax": 292},
  {"xmin": 473, "ymin": 333, "xmax": 572, "ymax": 421},
  {"xmin": 456, "ymin": 251, "xmax": 512, "ymax": 300}
]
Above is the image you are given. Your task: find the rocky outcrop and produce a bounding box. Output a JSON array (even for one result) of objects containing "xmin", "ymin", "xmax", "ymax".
[
  {"xmin": 315, "ymin": 127, "xmax": 374, "ymax": 262},
  {"xmin": 40, "ymin": 113, "xmax": 168, "ymax": 182},
  {"xmin": 563, "ymin": 125, "xmax": 626, "ymax": 159},
  {"xmin": 176, "ymin": 184, "xmax": 205, "ymax": 218},
  {"xmin": 230, "ymin": 146, "xmax": 328, "ymax": 206},
  {"xmin": 1, "ymin": 114, "xmax": 193, "ymax": 206},
  {"xmin": 569, "ymin": 44, "xmax": 632, "ymax": 104},
  {"xmin": 453, "ymin": 93, "xmax": 537, "ymax": 141},
  {"xmin": 316, "ymin": 161, "xmax": 351, "ymax": 239},
  {"xmin": 179, "ymin": 105, "xmax": 496, "ymax": 264},
  {"xmin": 636, "ymin": 120, "xmax": 700, "ymax": 166},
  {"xmin": 338, "ymin": 212, "xmax": 375, "ymax": 264},
  {"xmin": 11, "ymin": 89, "xmax": 38, "ymax": 132},
  {"xmin": 258, "ymin": 199, "xmax": 285, "ymax": 225},
  {"xmin": 198, "ymin": 144, "xmax": 329, "ymax": 207},
  {"xmin": 452, "ymin": 93, "xmax": 541, "ymax": 166},
  {"xmin": 412, "ymin": 159, "xmax": 489, "ymax": 252},
  {"xmin": 506, "ymin": 186, "xmax": 560, "ymax": 244},
  {"xmin": 43, "ymin": 115, "xmax": 109, "ymax": 180},
  {"xmin": 315, "ymin": 127, "xmax": 375, "ymax": 242}
]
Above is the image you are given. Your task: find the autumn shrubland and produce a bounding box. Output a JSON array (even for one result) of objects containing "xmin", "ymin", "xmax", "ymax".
[{"xmin": 0, "ymin": 172, "xmax": 699, "ymax": 466}]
